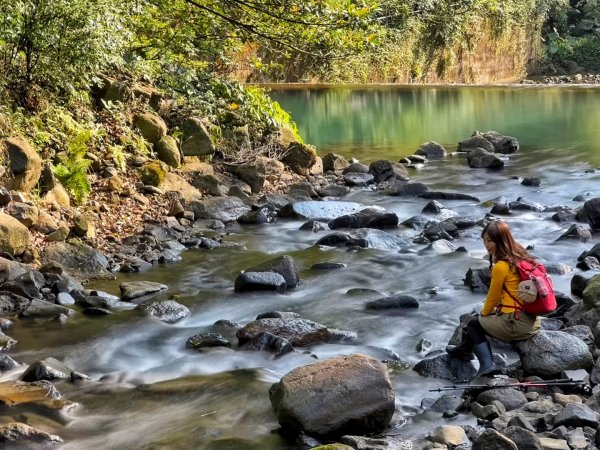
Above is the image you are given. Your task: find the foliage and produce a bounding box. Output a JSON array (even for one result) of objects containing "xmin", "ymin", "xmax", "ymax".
[
  {"xmin": 0, "ymin": 0, "xmax": 128, "ymax": 105},
  {"xmin": 52, "ymin": 130, "xmax": 92, "ymax": 204},
  {"xmin": 549, "ymin": 34, "xmax": 600, "ymax": 69},
  {"xmin": 139, "ymin": 161, "xmax": 166, "ymax": 187}
]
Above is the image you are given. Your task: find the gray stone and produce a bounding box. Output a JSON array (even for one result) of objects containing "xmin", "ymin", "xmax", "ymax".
[
  {"xmin": 279, "ymin": 200, "xmax": 362, "ymax": 221},
  {"xmin": 458, "ymin": 135, "xmax": 495, "ymax": 153},
  {"xmin": 186, "ymin": 332, "xmax": 231, "ymax": 350},
  {"xmin": 315, "ymin": 228, "xmax": 407, "ymax": 251},
  {"xmin": 415, "ymin": 141, "xmax": 447, "ymax": 159},
  {"xmin": 234, "ymin": 271, "xmax": 287, "ymax": 293},
  {"xmin": 477, "ymin": 388, "xmax": 528, "ymax": 411},
  {"xmin": 0, "ymin": 422, "xmax": 62, "ymax": 444},
  {"xmin": 120, "ymin": 281, "xmax": 168, "ymax": 301},
  {"xmin": 328, "ymin": 208, "xmax": 399, "ymax": 230},
  {"xmin": 41, "ymin": 242, "xmax": 113, "ymax": 280},
  {"xmin": 180, "ymin": 117, "xmax": 215, "ymax": 156},
  {"xmin": 365, "ymin": 294, "xmax": 419, "ymax": 310},
  {"xmin": 554, "ymin": 403, "xmax": 600, "ymax": 428},
  {"xmin": 473, "ymin": 428, "xmax": 517, "ymax": 450},
  {"xmin": 501, "ymin": 426, "xmax": 543, "ymax": 450},
  {"xmin": 189, "ymin": 196, "xmax": 251, "ymax": 223},
  {"xmin": 413, "ymin": 354, "xmax": 477, "ymax": 381},
  {"xmin": 21, "ymin": 357, "xmax": 88, "ymax": 382},
  {"xmin": 237, "ymin": 318, "xmax": 330, "ymax": 347},
  {"xmin": 138, "ymin": 300, "xmax": 191, "ymax": 323},
  {"xmin": 21, "ymin": 299, "xmax": 74, "ymax": 318},
  {"xmin": 2, "ymin": 137, "xmax": 42, "ymax": 193},
  {"xmin": 239, "ymin": 331, "xmax": 294, "ymax": 356}
]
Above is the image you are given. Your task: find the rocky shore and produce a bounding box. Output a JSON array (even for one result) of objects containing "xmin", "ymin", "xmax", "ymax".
[{"xmin": 3, "ymin": 83, "xmax": 600, "ymax": 448}]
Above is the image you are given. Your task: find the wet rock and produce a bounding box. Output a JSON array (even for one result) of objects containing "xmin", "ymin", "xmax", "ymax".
[
  {"xmin": 491, "ymin": 203, "xmax": 511, "ymax": 215},
  {"xmin": 514, "ymin": 330, "xmax": 593, "ymax": 376},
  {"xmin": 138, "ymin": 300, "xmax": 190, "ymax": 323},
  {"xmin": 189, "ymin": 196, "xmax": 251, "ymax": 223},
  {"xmin": 401, "ymin": 215, "xmax": 429, "ymax": 229},
  {"xmin": 583, "ymin": 274, "xmax": 600, "ymax": 308},
  {"xmin": 423, "ymin": 221, "xmax": 459, "ymax": 241},
  {"xmin": 0, "ymin": 422, "xmax": 62, "ymax": 444},
  {"xmin": 311, "ymin": 262, "xmax": 346, "ymax": 270},
  {"xmin": 365, "ymin": 294, "xmax": 419, "ymax": 310},
  {"xmin": 279, "ymin": 200, "xmax": 362, "ymax": 221},
  {"xmin": 413, "ymin": 354, "xmax": 477, "ymax": 381},
  {"xmin": 256, "ymin": 311, "xmax": 301, "ymax": 320},
  {"xmin": 427, "ymin": 395, "xmax": 462, "ymax": 413},
  {"xmin": 239, "ymin": 332, "xmax": 294, "ymax": 356},
  {"xmin": 0, "ymin": 355, "xmax": 20, "ymax": 372},
  {"xmin": 328, "ymin": 328, "xmax": 358, "ymax": 344},
  {"xmin": 421, "ymin": 191, "xmax": 480, "ymax": 202},
  {"xmin": 577, "ymin": 256, "xmax": 600, "ymax": 271},
  {"xmin": 234, "ymin": 272, "xmax": 287, "ymax": 293},
  {"xmin": 0, "ymin": 292, "xmax": 30, "ymax": 315},
  {"xmin": 269, "ymin": 354, "xmax": 394, "ymax": 437},
  {"xmin": 2, "ymin": 270, "xmax": 44, "ymax": 299},
  {"xmin": 237, "ymin": 318, "xmax": 330, "ymax": 347},
  {"xmin": 322, "ymin": 153, "xmax": 350, "ymax": 172},
  {"xmin": 415, "ymin": 141, "xmax": 447, "ymax": 159},
  {"xmin": 508, "ymin": 198, "xmax": 544, "ymax": 212},
  {"xmin": 328, "ymin": 208, "xmax": 398, "ymax": 230},
  {"xmin": 429, "ymin": 425, "xmax": 468, "ymax": 446},
  {"xmin": 339, "ymin": 436, "xmax": 387, "ymax": 450},
  {"xmin": 482, "ymin": 131, "xmax": 519, "ymax": 154},
  {"xmin": 467, "ymin": 148, "xmax": 504, "ymax": 169},
  {"xmin": 582, "ymin": 198, "xmax": 600, "ymax": 230},
  {"xmin": 343, "ymin": 172, "xmax": 375, "ymax": 186},
  {"xmin": 522, "ymin": 177, "xmax": 541, "ymax": 187},
  {"xmin": 316, "ymin": 228, "xmax": 407, "ymax": 251},
  {"xmin": 0, "ymin": 332, "xmax": 17, "ymax": 351},
  {"xmin": 473, "ymin": 428, "xmax": 517, "ymax": 450},
  {"xmin": 464, "ymin": 266, "xmax": 492, "ymax": 292},
  {"xmin": 119, "ymin": 281, "xmax": 168, "ymax": 301},
  {"xmin": 552, "ymin": 208, "xmax": 578, "ymax": 222},
  {"xmin": 21, "ymin": 357, "xmax": 88, "ymax": 382},
  {"xmin": 21, "ymin": 299, "xmax": 74, "ymax": 318},
  {"xmin": 186, "ymin": 332, "xmax": 231, "ymax": 350},
  {"xmin": 458, "ymin": 135, "xmax": 495, "ymax": 153},
  {"xmin": 342, "ymin": 162, "xmax": 369, "ymax": 174},
  {"xmin": 317, "ymin": 184, "xmax": 350, "ymax": 198},
  {"xmin": 82, "ymin": 307, "xmax": 112, "ymax": 316},
  {"xmin": 237, "ymin": 206, "xmax": 276, "ymax": 224},
  {"xmin": 41, "ymin": 242, "xmax": 113, "ymax": 280},
  {"xmin": 368, "ymin": 160, "xmax": 396, "ymax": 183},
  {"xmin": 572, "ymin": 274, "xmax": 590, "ymax": 298},
  {"xmin": 243, "ymin": 255, "xmax": 299, "ymax": 288},
  {"xmin": 388, "ymin": 182, "xmax": 429, "ymax": 197}
]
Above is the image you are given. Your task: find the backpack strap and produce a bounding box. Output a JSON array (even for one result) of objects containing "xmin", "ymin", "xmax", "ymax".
[{"xmin": 501, "ymin": 285, "xmax": 525, "ymax": 312}]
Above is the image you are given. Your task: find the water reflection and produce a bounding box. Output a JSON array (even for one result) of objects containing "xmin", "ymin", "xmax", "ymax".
[{"xmin": 270, "ymin": 86, "xmax": 600, "ymax": 164}]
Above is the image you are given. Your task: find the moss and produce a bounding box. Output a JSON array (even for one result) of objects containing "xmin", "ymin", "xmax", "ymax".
[
  {"xmin": 311, "ymin": 445, "xmax": 354, "ymax": 450},
  {"xmin": 139, "ymin": 161, "xmax": 167, "ymax": 187},
  {"xmin": 583, "ymin": 274, "xmax": 600, "ymax": 309}
]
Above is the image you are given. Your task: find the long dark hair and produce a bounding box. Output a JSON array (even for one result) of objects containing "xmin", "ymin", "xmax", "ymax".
[{"xmin": 481, "ymin": 220, "xmax": 535, "ymax": 268}]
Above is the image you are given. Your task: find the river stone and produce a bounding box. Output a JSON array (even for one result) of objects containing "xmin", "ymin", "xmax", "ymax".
[
  {"xmin": 0, "ymin": 331, "xmax": 16, "ymax": 352},
  {"xmin": 316, "ymin": 228, "xmax": 407, "ymax": 251},
  {"xmin": 279, "ymin": 201, "xmax": 362, "ymax": 221},
  {"xmin": 269, "ymin": 353, "xmax": 394, "ymax": 437},
  {"xmin": 2, "ymin": 270, "xmax": 44, "ymax": 299},
  {"xmin": 0, "ymin": 380, "xmax": 61, "ymax": 407},
  {"xmin": 583, "ymin": 274, "xmax": 600, "ymax": 308},
  {"xmin": 21, "ymin": 357, "xmax": 88, "ymax": 382},
  {"xmin": 0, "ymin": 292, "xmax": 30, "ymax": 315},
  {"xmin": 120, "ymin": 281, "xmax": 168, "ymax": 301},
  {"xmin": 0, "ymin": 257, "xmax": 27, "ymax": 284},
  {"xmin": 429, "ymin": 425, "xmax": 468, "ymax": 446},
  {"xmin": 514, "ymin": 330, "xmax": 593, "ymax": 376},
  {"xmin": 256, "ymin": 311, "xmax": 301, "ymax": 320},
  {"xmin": 554, "ymin": 403, "xmax": 600, "ymax": 428},
  {"xmin": 138, "ymin": 300, "xmax": 190, "ymax": 323},
  {"xmin": 189, "ymin": 196, "xmax": 251, "ymax": 223},
  {"xmin": 464, "ymin": 266, "xmax": 492, "ymax": 292},
  {"xmin": 368, "ymin": 160, "xmax": 396, "ymax": 183},
  {"xmin": 510, "ymin": 198, "xmax": 545, "ymax": 212},
  {"xmin": 413, "ymin": 354, "xmax": 477, "ymax": 381},
  {"xmin": 422, "ymin": 191, "xmax": 480, "ymax": 202},
  {"xmin": 582, "ymin": 198, "xmax": 600, "ymax": 230},
  {"xmin": 180, "ymin": 117, "xmax": 214, "ymax": 156},
  {"xmin": 2, "ymin": 137, "xmax": 42, "ymax": 193},
  {"xmin": 415, "ymin": 141, "xmax": 447, "ymax": 159},
  {"xmin": 0, "ymin": 422, "xmax": 62, "ymax": 444},
  {"xmin": 239, "ymin": 331, "xmax": 294, "ymax": 356},
  {"xmin": 0, "ymin": 212, "xmax": 30, "ymax": 256},
  {"xmin": 427, "ymin": 395, "xmax": 462, "ymax": 413},
  {"xmin": 500, "ymin": 427, "xmax": 542, "ymax": 450},
  {"xmin": 482, "ymin": 131, "xmax": 519, "ymax": 154},
  {"xmin": 342, "ymin": 162, "xmax": 369, "ymax": 174},
  {"xmin": 522, "ymin": 177, "xmax": 542, "ymax": 187},
  {"xmin": 458, "ymin": 135, "xmax": 495, "ymax": 153},
  {"xmin": 234, "ymin": 272, "xmax": 287, "ymax": 293},
  {"xmin": 389, "ymin": 182, "xmax": 429, "ymax": 197},
  {"xmin": 365, "ymin": 294, "xmax": 419, "ymax": 310},
  {"xmin": 467, "ymin": 147, "xmax": 504, "ymax": 169},
  {"xmin": 134, "ymin": 112, "xmax": 167, "ymax": 144},
  {"xmin": 343, "ymin": 173, "xmax": 375, "ymax": 186},
  {"xmin": 328, "ymin": 208, "xmax": 398, "ymax": 230},
  {"xmin": 282, "ymin": 143, "xmax": 317, "ymax": 176},
  {"xmin": 317, "ymin": 184, "xmax": 350, "ymax": 198},
  {"xmin": 155, "ymin": 135, "xmax": 181, "ymax": 168},
  {"xmin": 243, "ymin": 255, "xmax": 299, "ymax": 289},
  {"xmin": 563, "ymin": 325, "xmax": 595, "ymax": 354},
  {"xmin": 473, "ymin": 428, "xmax": 518, "ymax": 450},
  {"xmin": 477, "ymin": 388, "xmax": 527, "ymax": 411},
  {"xmin": 21, "ymin": 299, "xmax": 74, "ymax": 318},
  {"xmin": 237, "ymin": 318, "xmax": 330, "ymax": 347},
  {"xmin": 41, "ymin": 242, "xmax": 113, "ymax": 280},
  {"xmin": 322, "ymin": 153, "xmax": 349, "ymax": 172},
  {"xmin": 233, "ymin": 164, "xmax": 265, "ymax": 194},
  {"xmin": 186, "ymin": 332, "xmax": 231, "ymax": 350}
]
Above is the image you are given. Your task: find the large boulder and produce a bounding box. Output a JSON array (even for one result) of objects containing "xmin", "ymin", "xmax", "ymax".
[
  {"xmin": 269, "ymin": 354, "xmax": 394, "ymax": 437},
  {"xmin": 0, "ymin": 212, "xmax": 30, "ymax": 256},
  {"xmin": 134, "ymin": 112, "xmax": 167, "ymax": 144},
  {"xmin": 584, "ymin": 274, "xmax": 600, "ymax": 308},
  {"xmin": 189, "ymin": 197, "xmax": 250, "ymax": 223},
  {"xmin": 514, "ymin": 330, "xmax": 593, "ymax": 376},
  {"xmin": 282, "ymin": 143, "xmax": 317, "ymax": 176},
  {"xmin": 232, "ymin": 164, "xmax": 265, "ymax": 194},
  {"xmin": 41, "ymin": 242, "xmax": 113, "ymax": 280},
  {"xmin": 458, "ymin": 135, "xmax": 495, "ymax": 153},
  {"xmin": 2, "ymin": 137, "xmax": 42, "ymax": 193},
  {"xmin": 242, "ymin": 255, "xmax": 299, "ymax": 288},
  {"xmin": 180, "ymin": 117, "xmax": 215, "ymax": 156},
  {"xmin": 482, "ymin": 131, "xmax": 519, "ymax": 154},
  {"xmin": 467, "ymin": 148, "xmax": 504, "ymax": 169}
]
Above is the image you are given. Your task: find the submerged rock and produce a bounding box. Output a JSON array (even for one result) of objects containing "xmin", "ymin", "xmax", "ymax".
[
  {"xmin": 269, "ymin": 354, "xmax": 394, "ymax": 437},
  {"xmin": 315, "ymin": 228, "xmax": 407, "ymax": 251},
  {"xmin": 21, "ymin": 357, "xmax": 89, "ymax": 382},
  {"xmin": 279, "ymin": 201, "xmax": 363, "ymax": 221},
  {"xmin": 239, "ymin": 331, "xmax": 294, "ymax": 356},
  {"xmin": 237, "ymin": 318, "xmax": 330, "ymax": 347},
  {"xmin": 0, "ymin": 422, "xmax": 62, "ymax": 444},
  {"xmin": 328, "ymin": 208, "xmax": 398, "ymax": 230}
]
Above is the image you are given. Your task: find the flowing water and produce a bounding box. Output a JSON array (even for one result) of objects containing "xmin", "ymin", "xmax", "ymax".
[{"xmin": 5, "ymin": 86, "xmax": 600, "ymax": 449}]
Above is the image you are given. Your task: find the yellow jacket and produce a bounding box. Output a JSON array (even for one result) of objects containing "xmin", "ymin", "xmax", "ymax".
[{"xmin": 481, "ymin": 260, "xmax": 522, "ymax": 316}]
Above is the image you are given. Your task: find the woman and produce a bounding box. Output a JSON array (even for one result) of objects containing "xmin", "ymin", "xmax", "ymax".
[{"xmin": 446, "ymin": 220, "xmax": 541, "ymax": 378}]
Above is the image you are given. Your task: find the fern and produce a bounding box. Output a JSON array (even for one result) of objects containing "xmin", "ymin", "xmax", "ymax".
[
  {"xmin": 52, "ymin": 130, "xmax": 93, "ymax": 204},
  {"xmin": 109, "ymin": 145, "xmax": 127, "ymax": 171}
]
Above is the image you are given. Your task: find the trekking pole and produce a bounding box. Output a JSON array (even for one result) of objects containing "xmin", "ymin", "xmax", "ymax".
[{"xmin": 429, "ymin": 378, "xmax": 587, "ymax": 392}]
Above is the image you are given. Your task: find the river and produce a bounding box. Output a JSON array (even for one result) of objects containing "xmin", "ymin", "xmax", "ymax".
[{"xmin": 5, "ymin": 85, "xmax": 600, "ymax": 449}]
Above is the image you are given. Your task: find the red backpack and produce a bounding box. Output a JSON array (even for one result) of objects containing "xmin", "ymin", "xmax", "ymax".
[{"xmin": 503, "ymin": 260, "xmax": 557, "ymax": 315}]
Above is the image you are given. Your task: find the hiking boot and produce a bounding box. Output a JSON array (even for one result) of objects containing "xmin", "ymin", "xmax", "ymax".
[
  {"xmin": 445, "ymin": 343, "xmax": 474, "ymax": 361},
  {"xmin": 472, "ymin": 341, "xmax": 500, "ymax": 378}
]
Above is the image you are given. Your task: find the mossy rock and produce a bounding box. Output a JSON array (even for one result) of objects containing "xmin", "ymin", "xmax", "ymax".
[
  {"xmin": 139, "ymin": 162, "xmax": 167, "ymax": 187},
  {"xmin": 135, "ymin": 112, "xmax": 167, "ymax": 144},
  {"xmin": 155, "ymin": 136, "xmax": 181, "ymax": 168},
  {"xmin": 583, "ymin": 274, "xmax": 600, "ymax": 309}
]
